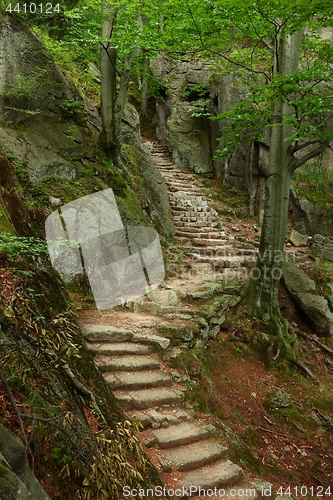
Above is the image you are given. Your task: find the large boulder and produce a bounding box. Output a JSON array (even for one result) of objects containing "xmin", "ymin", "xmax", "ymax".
[
  {"xmin": 0, "ymin": 122, "xmax": 80, "ymax": 183},
  {"xmin": 289, "ymin": 189, "xmax": 333, "ymax": 238},
  {"xmin": 121, "ymin": 103, "xmax": 174, "ymax": 241},
  {"xmin": 282, "ymin": 259, "xmax": 333, "ymax": 337},
  {"xmin": 151, "ymin": 56, "xmax": 267, "ymax": 208},
  {"xmin": 151, "ymin": 56, "xmax": 217, "ymax": 177},
  {"xmin": 0, "ymin": 426, "xmax": 50, "ymax": 500},
  {"xmin": 134, "ymin": 143, "xmax": 174, "ymax": 241},
  {"xmin": 0, "ymin": 17, "xmax": 84, "ymax": 182}
]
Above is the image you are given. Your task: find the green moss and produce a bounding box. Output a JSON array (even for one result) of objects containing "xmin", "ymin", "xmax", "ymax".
[
  {"xmin": 116, "ymin": 188, "xmax": 148, "ymax": 227},
  {"xmin": 4, "ymin": 151, "xmax": 49, "ymax": 209},
  {"xmin": 292, "ymin": 159, "xmax": 333, "ymax": 209},
  {"xmin": 0, "ymin": 203, "xmax": 15, "ymax": 234}
]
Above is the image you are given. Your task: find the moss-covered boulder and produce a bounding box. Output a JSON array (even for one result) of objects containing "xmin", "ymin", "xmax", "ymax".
[{"xmin": 0, "ymin": 427, "xmax": 50, "ymax": 500}]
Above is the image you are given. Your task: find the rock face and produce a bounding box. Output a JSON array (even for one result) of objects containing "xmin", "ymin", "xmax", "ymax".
[
  {"xmin": 311, "ymin": 234, "xmax": 333, "ymax": 261},
  {"xmin": 120, "ymin": 103, "xmax": 174, "ymax": 241},
  {"xmin": 0, "ymin": 17, "xmax": 85, "ymax": 182},
  {"xmin": 152, "ymin": 56, "xmax": 216, "ymax": 177},
  {"xmin": 150, "ymin": 56, "xmax": 268, "ymax": 216},
  {"xmin": 289, "ymin": 189, "xmax": 333, "ymax": 238},
  {"xmin": 0, "ymin": 426, "xmax": 51, "ymax": 500},
  {"xmin": 137, "ymin": 143, "xmax": 175, "ymax": 241},
  {"xmin": 282, "ymin": 260, "xmax": 333, "ymax": 337},
  {"xmin": 0, "ymin": 17, "xmax": 174, "ymax": 241}
]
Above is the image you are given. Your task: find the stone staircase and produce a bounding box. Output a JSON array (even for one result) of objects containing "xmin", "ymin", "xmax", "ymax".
[
  {"xmin": 79, "ymin": 141, "xmax": 289, "ymax": 498},
  {"xmin": 83, "ymin": 323, "xmax": 248, "ymax": 498},
  {"xmin": 145, "ymin": 140, "xmax": 258, "ymax": 274}
]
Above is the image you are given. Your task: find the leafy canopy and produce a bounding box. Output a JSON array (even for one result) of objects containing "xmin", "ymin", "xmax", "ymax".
[{"xmin": 158, "ymin": 0, "xmax": 333, "ymax": 154}]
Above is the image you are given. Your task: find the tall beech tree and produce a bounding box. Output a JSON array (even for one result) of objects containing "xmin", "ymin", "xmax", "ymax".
[
  {"xmin": 161, "ymin": 0, "xmax": 333, "ymax": 342},
  {"xmin": 100, "ymin": 0, "xmax": 161, "ymax": 166}
]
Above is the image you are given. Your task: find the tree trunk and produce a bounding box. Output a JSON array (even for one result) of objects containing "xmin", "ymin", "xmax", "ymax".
[
  {"xmin": 140, "ymin": 53, "xmax": 150, "ymax": 117},
  {"xmin": 100, "ymin": 3, "xmax": 119, "ymax": 164},
  {"xmin": 100, "ymin": 2, "xmax": 139, "ymax": 169},
  {"xmin": 250, "ymin": 30, "xmax": 303, "ymax": 335}
]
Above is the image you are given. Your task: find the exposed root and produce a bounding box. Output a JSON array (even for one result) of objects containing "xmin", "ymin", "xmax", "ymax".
[
  {"xmin": 294, "ymin": 328, "xmax": 333, "ymax": 356},
  {"xmin": 289, "ymin": 359, "xmax": 316, "ymax": 380}
]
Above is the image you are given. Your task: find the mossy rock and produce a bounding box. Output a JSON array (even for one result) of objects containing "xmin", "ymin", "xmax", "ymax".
[
  {"xmin": 0, "ymin": 203, "xmax": 15, "ymax": 234},
  {"xmin": 157, "ymin": 323, "xmax": 200, "ymax": 345}
]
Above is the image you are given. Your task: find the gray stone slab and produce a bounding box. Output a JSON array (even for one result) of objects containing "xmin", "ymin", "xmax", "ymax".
[
  {"xmin": 152, "ymin": 421, "xmax": 212, "ymax": 449},
  {"xmin": 130, "ymin": 412, "xmax": 151, "ymax": 428},
  {"xmin": 132, "ymin": 333, "xmax": 170, "ymax": 350},
  {"xmin": 180, "ymin": 459, "xmax": 244, "ymax": 492},
  {"xmin": 96, "ymin": 355, "xmax": 160, "ymax": 372},
  {"xmin": 164, "ymin": 440, "xmax": 227, "ymax": 471},
  {"xmin": 114, "ymin": 387, "xmax": 184, "ymax": 410},
  {"xmin": 193, "ymin": 238, "xmax": 229, "ymax": 246},
  {"xmin": 175, "ymin": 410, "xmax": 192, "ymax": 422},
  {"xmin": 83, "ymin": 324, "xmax": 133, "ymax": 342},
  {"xmin": 104, "ymin": 370, "xmax": 171, "ymax": 390},
  {"xmin": 88, "ymin": 342, "xmax": 151, "ymax": 356}
]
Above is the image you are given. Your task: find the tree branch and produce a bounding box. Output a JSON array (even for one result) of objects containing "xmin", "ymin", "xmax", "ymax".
[
  {"xmin": 185, "ymin": 0, "xmax": 271, "ymax": 79},
  {"xmin": 291, "ymin": 138, "xmax": 324, "ymax": 153},
  {"xmin": 290, "ymin": 139, "xmax": 331, "ymax": 170},
  {"xmin": 0, "ymin": 368, "xmax": 27, "ymax": 445}
]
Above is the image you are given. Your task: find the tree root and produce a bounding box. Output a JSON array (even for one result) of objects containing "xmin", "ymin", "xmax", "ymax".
[
  {"xmin": 294, "ymin": 328, "xmax": 333, "ymax": 356},
  {"xmin": 289, "ymin": 359, "xmax": 316, "ymax": 380},
  {"xmin": 0, "ymin": 368, "xmax": 27, "ymax": 445},
  {"xmin": 62, "ymin": 363, "xmax": 107, "ymax": 425}
]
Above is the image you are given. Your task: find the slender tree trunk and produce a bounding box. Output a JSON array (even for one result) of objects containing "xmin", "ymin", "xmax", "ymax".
[
  {"xmin": 100, "ymin": 2, "xmax": 119, "ymax": 164},
  {"xmin": 140, "ymin": 53, "xmax": 149, "ymax": 117},
  {"xmin": 250, "ymin": 30, "xmax": 303, "ymax": 335},
  {"xmin": 100, "ymin": 2, "xmax": 139, "ymax": 169}
]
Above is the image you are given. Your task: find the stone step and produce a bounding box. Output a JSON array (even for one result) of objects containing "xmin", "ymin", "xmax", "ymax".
[
  {"xmin": 163, "ymin": 440, "xmax": 227, "ymax": 472},
  {"xmin": 175, "ymin": 221, "xmax": 217, "ymax": 228},
  {"xmin": 83, "ymin": 324, "xmax": 133, "ymax": 342},
  {"xmin": 169, "ymin": 193, "xmax": 207, "ymax": 202},
  {"xmin": 193, "ymin": 254, "xmax": 255, "ymax": 267},
  {"xmin": 172, "ymin": 206, "xmax": 214, "ymax": 213},
  {"xmin": 96, "ymin": 355, "xmax": 161, "ymax": 372},
  {"xmin": 104, "ymin": 370, "xmax": 172, "ymax": 390},
  {"xmin": 180, "ymin": 459, "xmax": 244, "ymax": 493},
  {"xmin": 192, "ymin": 238, "xmax": 229, "ymax": 246},
  {"xmin": 176, "ymin": 226, "xmax": 214, "ymax": 234},
  {"xmin": 176, "ymin": 231, "xmax": 221, "ymax": 239},
  {"xmin": 114, "ymin": 387, "xmax": 184, "ymax": 410},
  {"xmin": 152, "ymin": 421, "xmax": 214, "ymax": 449},
  {"xmin": 170, "ymin": 197, "xmax": 209, "ymax": 206},
  {"xmin": 181, "ymin": 246, "xmax": 233, "ymax": 255},
  {"xmin": 132, "ymin": 332, "xmax": 170, "ymax": 350},
  {"xmin": 172, "ymin": 210, "xmax": 213, "ymax": 217},
  {"xmin": 87, "ymin": 341, "xmax": 152, "ymax": 356},
  {"xmin": 173, "ymin": 214, "xmax": 213, "ymax": 222},
  {"xmin": 166, "ymin": 177, "xmax": 198, "ymax": 183},
  {"xmin": 157, "ymin": 168, "xmax": 183, "ymax": 173},
  {"xmin": 175, "ymin": 217, "xmax": 215, "ymax": 224},
  {"xmin": 165, "ymin": 179, "xmax": 198, "ymax": 185},
  {"xmin": 129, "ymin": 409, "xmax": 192, "ymax": 429},
  {"xmin": 166, "ymin": 183, "xmax": 199, "ymax": 190}
]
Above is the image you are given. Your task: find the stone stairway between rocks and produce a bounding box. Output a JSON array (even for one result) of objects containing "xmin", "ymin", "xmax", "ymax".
[
  {"xmin": 144, "ymin": 140, "xmax": 258, "ymax": 275},
  {"xmin": 83, "ymin": 323, "xmax": 248, "ymax": 498},
  {"xmin": 80, "ymin": 141, "xmax": 287, "ymax": 498}
]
